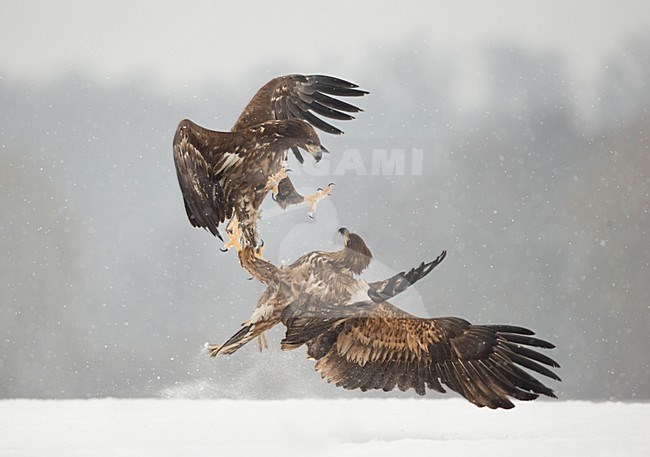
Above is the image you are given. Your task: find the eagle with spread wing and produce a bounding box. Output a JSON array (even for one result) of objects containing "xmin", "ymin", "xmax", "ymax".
[
  {"xmin": 173, "ymin": 75, "xmax": 368, "ymax": 251},
  {"xmin": 209, "ymin": 228, "xmax": 560, "ymax": 409},
  {"xmin": 207, "ymin": 228, "xmax": 445, "ymax": 355}
]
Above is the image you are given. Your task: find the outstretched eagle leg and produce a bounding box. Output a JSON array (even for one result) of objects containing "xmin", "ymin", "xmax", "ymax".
[
  {"xmin": 304, "ymin": 183, "xmax": 335, "ymax": 218},
  {"xmin": 238, "ymin": 222, "xmax": 264, "ymax": 259},
  {"xmin": 221, "ymin": 215, "xmax": 243, "ymax": 253}
]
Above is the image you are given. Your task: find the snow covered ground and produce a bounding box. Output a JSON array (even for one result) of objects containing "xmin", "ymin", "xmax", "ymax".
[{"xmin": 0, "ymin": 399, "xmax": 647, "ymax": 456}]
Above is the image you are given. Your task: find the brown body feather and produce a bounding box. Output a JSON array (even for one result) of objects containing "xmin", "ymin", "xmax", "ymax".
[{"xmin": 210, "ymin": 229, "xmax": 442, "ymax": 357}]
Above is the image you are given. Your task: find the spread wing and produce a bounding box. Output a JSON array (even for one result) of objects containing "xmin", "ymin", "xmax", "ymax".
[
  {"xmin": 367, "ymin": 251, "xmax": 447, "ymax": 303},
  {"xmin": 281, "ymin": 300, "xmax": 560, "ymax": 409},
  {"xmin": 232, "ymin": 74, "xmax": 368, "ymax": 163},
  {"xmin": 173, "ymin": 120, "xmax": 244, "ymax": 239},
  {"xmin": 232, "ymin": 74, "xmax": 368, "ymax": 134}
]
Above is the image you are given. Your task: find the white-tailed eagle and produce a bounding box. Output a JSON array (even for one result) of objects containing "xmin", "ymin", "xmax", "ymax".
[
  {"xmin": 209, "ymin": 228, "xmax": 560, "ymax": 409},
  {"xmin": 173, "ymin": 75, "xmax": 368, "ymax": 251},
  {"xmin": 207, "ymin": 227, "xmax": 445, "ymax": 355}
]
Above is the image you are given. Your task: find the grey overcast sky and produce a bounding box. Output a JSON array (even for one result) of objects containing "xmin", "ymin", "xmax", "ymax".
[{"xmin": 1, "ymin": 0, "xmax": 648, "ymax": 90}]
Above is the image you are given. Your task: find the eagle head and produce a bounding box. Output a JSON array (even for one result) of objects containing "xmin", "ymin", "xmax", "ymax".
[
  {"xmin": 338, "ymin": 227, "xmax": 373, "ymax": 272},
  {"xmin": 277, "ymin": 119, "xmax": 328, "ymax": 162}
]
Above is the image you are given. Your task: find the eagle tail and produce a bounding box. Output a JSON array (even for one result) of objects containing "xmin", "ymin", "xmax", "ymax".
[{"xmin": 207, "ymin": 324, "xmax": 258, "ymax": 357}]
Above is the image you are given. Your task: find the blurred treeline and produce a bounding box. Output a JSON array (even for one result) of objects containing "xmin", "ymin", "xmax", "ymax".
[{"xmin": 1, "ymin": 38, "xmax": 648, "ymax": 400}]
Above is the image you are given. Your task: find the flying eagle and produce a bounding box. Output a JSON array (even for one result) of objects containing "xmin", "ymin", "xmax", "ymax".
[
  {"xmin": 209, "ymin": 228, "xmax": 561, "ymax": 409},
  {"xmin": 207, "ymin": 227, "xmax": 445, "ymax": 355},
  {"xmin": 173, "ymin": 75, "xmax": 368, "ymax": 249}
]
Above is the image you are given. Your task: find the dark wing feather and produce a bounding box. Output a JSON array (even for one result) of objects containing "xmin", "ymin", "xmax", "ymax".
[
  {"xmin": 173, "ymin": 120, "xmax": 243, "ymax": 239},
  {"xmin": 367, "ymin": 251, "xmax": 447, "ymax": 303},
  {"xmin": 283, "ymin": 300, "xmax": 560, "ymax": 409},
  {"xmin": 307, "ymin": 100, "xmax": 356, "ymax": 121},
  {"xmin": 232, "ymin": 74, "xmax": 368, "ymax": 136},
  {"xmin": 173, "ymin": 124, "xmax": 226, "ymax": 239},
  {"xmin": 309, "ymin": 91, "xmax": 364, "ymax": 114},
  {"xmin": 303, "ymin": 75, "xmax": 369, "ymax": 96},
  {"xmin": 280, "ymin": 298, "xmax": 373, "ymax": 351}
]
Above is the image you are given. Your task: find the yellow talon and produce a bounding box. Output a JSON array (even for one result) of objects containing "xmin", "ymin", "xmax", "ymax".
[
  {"xmin": 305, "ymin": 182, "xmax": 334, "ymax": 218},
  {"xmin": 254, "ymin": 241, "xmax": 265, "ymax": 259},
  {"xmin": 264, "ymin": 168, "xmax": 289, "ymax": 197},
  {"xmin": 222, "ymin": 215, "xmax": 243, "ymax": 253}
]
